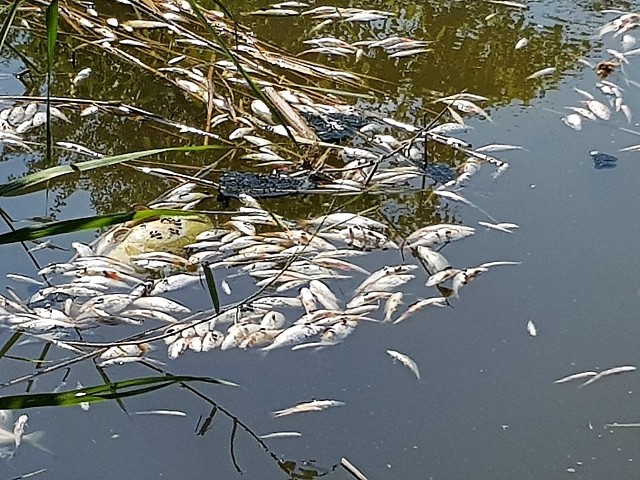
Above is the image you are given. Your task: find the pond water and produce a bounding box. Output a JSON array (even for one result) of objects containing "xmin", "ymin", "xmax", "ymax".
[{"xmin": 2, "ymin": 1, "xmax": 640, "ymax": 479}]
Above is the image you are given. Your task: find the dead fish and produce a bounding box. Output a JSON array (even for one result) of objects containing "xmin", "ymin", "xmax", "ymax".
[
  {"xmin": 345, "ymin": 12, "xmax": 391, "ymax": 22},
  {"xmin": 526, "ymin": 320, "xmax": 537, "ymax": 337},
  {"xmin": 451, "ymin": 267, "xmax": 489, "ymax": 297},
  {"xmin": 272, "ymin": 399, "xmax": 345, "ymax": 417},
  {"xmin": 386, "ymin": 349, "xmax": 421, "ymax": 379},
  {"xmin": 221, "ymin": 323, "xmax": 262, "ymax": 350},
  {"xmin": 393, "ymin": 297, "xmax": 447, "ymax": 324},
  {"xmin": 130, "ymin": 297, "xmax": 190, "ymax": 314},
  {"xmin": 478, "ymin": 221, "xmax": 519, "ymax": 233},
  {"xmin": 620, "ymin": 104, "xmax": 633, "ymax": 123},
  {"xmin": 0, "ymin": 412, "xmax": 47, "ymax": 453},
  {"xmin": 383, "ymin": 292, "xmax": 403, "ymax": 322},
  {"xmin": 554, "ymin": 371, "xmax": 597, "ymax": 384},
  {"xmin": 526, "ymin": 67, "xmax": 556, "ymax": 80},
  {"xmin": 415, "ymin": 246, "xmax": 451, "ymax": 273},
  {"xmin": 388, "ymin": 48, "xmax": 431, "ymax": 58},
  {"xmin": 239, "ymin": 329, "xmax": 283, "ymax": 349},
  {"xmin": 562, "ymin": 114, "xmax": 582, "ymax": 131},
  {"xmin": 478, "ymin": 261, "xmax": 520, "ymax": 269},
  {"xmin": 574, "ymin": 88, "xmax": 595, "ymax": 100},
  {"xmin": 259, "ymin": 431, "xmax": 302, "ymax": 439},
  {"xmin": 150, "ymin": 274, "xmax": 201, "ymax": 295},
  {"xmin": 515, "ymin": 38, "xmax": 528, "ymax": 49},
  {"xmin": 354, "ymin": 265, "xmax": 417, "ymax": 296},
  {"xmin": 475, "ymin": 143, "xmax": 523, "ymax": 153},
  {"xmin": 247, "ymin": 8, "xmax": 300, "ymax": 16},
  {"xmin": 449, "ymin": 99, "xmax": 491, "ymax": 120},
  {"xmin": 303, "ymin": 213, "xmax": 386, "ymax": 232},
  {"xmin": 309, "ymin": 280, "xmax": 340, "ymax": 310},
  {"xmin": 488, "ymin": 0, "xmax": 527, "ymax": 8},
  {"xmin": 262, "ymin": 324, "xmax": 324, "ymax": 351},
  {"xmin": 134, "ymin": 410, "xmax": 187, "ymax": 416},
  {"xmin": 72, "ymin": 68, "xmax": 92, "ymax": 84},
  {"xmin": 580, "ymin": 365, "xmax": 636, "ymax": 387},
  {"xmin": 425, "ymin": 268, "xmax": 461, "ymax": 287},
  {"xmin": 584, "ymin": 99, "xmax": 611, "ymax": 120},
  {"xmin": 6, "ymin": 274, "xmax": 45, "ymax": 286}
]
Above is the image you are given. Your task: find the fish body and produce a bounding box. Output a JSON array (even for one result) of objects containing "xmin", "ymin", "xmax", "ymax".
[
  {"xmin": 262, "ymin": 324, "xmax": 323, "ymax": 350},
  {"xmin": 383, "ymin": 292, "xmax": 403, "ymax": 322},
  {"xmin": 393, "ymin": 297, "xmax": 447, "ymax": 324},
  {"xmin": 580, "ymin": 365, "xmax": 636, "ymax": 387},
  {"xmin": 272, "ymin": 399, "xmax": 344, "ymax": 417},
  {"xmin": 386, "ymin": 350, "xmax": 421, "ymax": 379}
]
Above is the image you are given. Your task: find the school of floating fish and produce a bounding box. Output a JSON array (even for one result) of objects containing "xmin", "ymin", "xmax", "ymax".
[
  {"xmin": 0, "ymin": 2, "xmax": 529, "ymax": 370},
  {"xmin": 561, "ymin": 12, "xmax": 640, "ymax": 133},
  {"xmin": 2, "ymin": 179, "xmax": 520, "ymax": 364},
  {"xmin": 2, "ymin": 4, "xmax": 639, "ymax": 446}
]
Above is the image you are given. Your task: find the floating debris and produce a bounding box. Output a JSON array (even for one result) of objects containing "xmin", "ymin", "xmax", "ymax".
[{"xmin": 590, "ymin": 150, "xmax": 618, "ymax": 169}]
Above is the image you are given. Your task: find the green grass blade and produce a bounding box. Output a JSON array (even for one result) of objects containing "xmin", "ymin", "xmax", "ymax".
[
  {"xmin": 45, "ymin": 0, "xmax": 59, "ymax": 166},
  {"xmin": 94, "ymin": 365, "xmax": 128, "ymax": 414},
  {"xmin": 0, "ymin": 331, "xmax": 23, "ymax": 360},
  {"xmin": 0, "ymin": 374, "xmax": 236, "ymax": 410},
  {"xmin": 0, "ymin": 208, "xmax": 206, "ymax": 245},
  {"xmin": 202, "ymin": 262, "xmax": 221, "ymax": 314},
  {"xmin": 0, "ymin": 0, "xmax": 21, "ymax": 54},
  {"xmin": 0, "ymin": 144, "xmax": 228, "ymax": 197}
]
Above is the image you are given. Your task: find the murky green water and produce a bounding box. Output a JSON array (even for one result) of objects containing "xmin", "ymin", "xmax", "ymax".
[{"xmin": 2, "ymin": 0, "xmax": 640, "ymax": 478}]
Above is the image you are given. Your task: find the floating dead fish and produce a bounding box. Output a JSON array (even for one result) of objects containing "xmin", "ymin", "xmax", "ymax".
[
  {"xmin": 383, "ymin": 292, "xmax": 403, "ymax": 322},
  {"xmin": 272, "ymin": 399, "xmax": 345, "ymax": 417},
  {"xmin": 388, "ymin": 48, "xmax": 431, "ymax": 58},
  {"xmin": 259, "ymin": 431, "xmax": 302, "ymax": 439},
  {"xmin": 0, "ymin": 411, "xmax": 47, "ymax": 453},
  {"xmin": 425, "ymin": 268, "xmax": 461, "ymax": 287},
  {"xmin": 393, "ymin": 297, "xmax": 447, "ymax": 324},
  {"xmin": 526, "ymin": 67, "xmax": 556, "ymax": 80},
  {"xmin": 415, "ymin": 247, "xmax": 450, "ymax": 273},
  {"xmin": 134, "ymin": 410, "xmax": 187, "ymax": 416},
  {"xmin": 488, "ymin": 0, "xmax": 527, "ymax": 8},
  {"xmin": 554, "ymin": 371, "xmax": 597, "ymax": 384},
  {"xmin": 478, "ymin": 221, "xmax": 519, "ymax": 233},
  {"xmin": 526, "ymin": 320, "xmax": 537, "ymax": 337},
  {"xmin": 247, "ymin": 8, "xmax": 300, "ymax": 16},
  {"xmin": 515, "ymin": 38, "xmax": 528, "ymax": 50},
  {"xmin": 566, "ymin": 106, "xmax": 597, "ymax": 121},
  {"xmin": 562, "ymin": 114, "xmax": 582, "ymax": 131},
  {"xmin": 476, "ymin": 143, "xmax": 523, "ymax": 153},
  {"xmin": 386, "ymin": 349, "xmax": 420, "ymax": 379},
  {"xmin": 262, "ymin": 324, "xmax": 324, "ymax": 350},
  {"xmin": 580, "ymin": 365, "xmax": 636, "ymax": 387},
  {"xmin": 451, "ymin": 267, "xmax": 488, "ymax": 297},
  {"xmin": 584, "ymin": 100, "xmax": 611, "ymax": 120},
  {"xmin": 72, "ymin": 68, "xmax": 92, "ymax": 84}
]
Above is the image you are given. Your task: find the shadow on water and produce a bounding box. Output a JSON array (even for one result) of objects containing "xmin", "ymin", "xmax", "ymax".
[{"xmin": 1, "ymin": 0, "xmax": 640, "ymax": 479}]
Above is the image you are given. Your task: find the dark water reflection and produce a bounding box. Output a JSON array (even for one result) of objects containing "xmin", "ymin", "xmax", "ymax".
[{"xmin": 2, "ymin": 1, "xmax": 640, "ymax": 479}]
